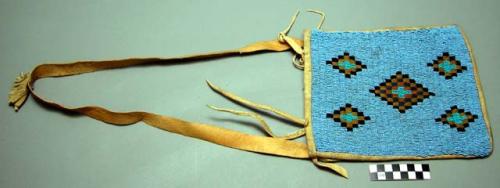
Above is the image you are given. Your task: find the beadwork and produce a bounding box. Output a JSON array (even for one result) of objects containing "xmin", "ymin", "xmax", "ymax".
[
  {"xmin": 435, "ymin": 106, "xmax": 478, "ymax": 132},
  {"xmin": 309, "ymin": 25, "xmax": 491, "ymax": 157},
  {"xmin": 427, "ymin": 52, "xmax": 467, "ymax": 79},
  {"xmin": 326, "ymin": 52, "xmax": 366, "ymax": 78},
  {"xmin": 326, "ymin": 103, "xmax": 371, "ymax": 131},
  {"xmin": 369, "ymin": 71, "xmax": 435, "ymax": 113}
]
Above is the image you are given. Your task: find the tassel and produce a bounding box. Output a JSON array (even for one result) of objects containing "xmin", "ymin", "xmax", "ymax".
[{"xmin": 8, "ymin": 72, "xmax": 31, "ymax": 111}]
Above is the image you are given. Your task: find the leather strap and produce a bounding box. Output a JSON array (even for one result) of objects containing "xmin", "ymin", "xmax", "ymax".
[{"xmin": 10, "ymin": 38, "xmax": 311, "ymax": 159}]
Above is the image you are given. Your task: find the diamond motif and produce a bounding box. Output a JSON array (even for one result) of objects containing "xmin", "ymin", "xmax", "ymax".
[
  {"xmin": 435, "ymin": 106, "xmax": 478, "ymax": 132},
  {"xmin": 326, "ymin": 103, "xmax": 371, "ymax": 131},
  {"xmin": 326, "ymin": 52, "xmax": 366, "ymax": 78},
  {"xmin": 427, "ymin": 52, "xmax": 467, "ymax": 79},
  {"xmin": 369, "ymin": 71, "xmax": 435, "ymax": 113}
]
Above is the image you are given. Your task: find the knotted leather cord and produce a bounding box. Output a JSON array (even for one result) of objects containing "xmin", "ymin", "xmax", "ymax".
[{"xmin": 279, "ymin": 10, "xmax": 325, "ymax": 70}]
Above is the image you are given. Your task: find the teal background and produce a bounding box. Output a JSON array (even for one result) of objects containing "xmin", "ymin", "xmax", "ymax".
[
  {"xmin": 310, "ymin": 27, "xmax": 491, "ymax": 157},
  {"xmin": 0, "ymin": 0, "xmax": 499, "ymax": 187}
]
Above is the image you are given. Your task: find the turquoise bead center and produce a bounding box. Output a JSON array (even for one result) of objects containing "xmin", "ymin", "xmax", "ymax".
[
  {"xmin": 447, "ymin": 112, "xmax": 466, "ymax": 124},
  {"xmin": 340, "ymin": 112, "xmax": 358, "ymax": 123},
  {"xmin": 391, "ymin": 86, "xmax": 412, "ymax": 98},
  {"xmin": 439, "ymin": 60, "xmax": 456, "ymax": 73},
  {"xmin": 338, "ymin": 60, "xmax": 356, "ymax": 70}
]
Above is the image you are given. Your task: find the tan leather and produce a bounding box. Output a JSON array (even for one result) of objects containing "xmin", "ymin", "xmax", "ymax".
[{"xmin": 11, "ymin": 38, "xmax": 310, "ymax": 159}]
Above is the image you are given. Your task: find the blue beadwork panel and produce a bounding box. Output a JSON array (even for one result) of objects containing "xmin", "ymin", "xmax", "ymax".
[{"xmin": 310, "ymin": 26, "xmax": 491, "ymax": 157}]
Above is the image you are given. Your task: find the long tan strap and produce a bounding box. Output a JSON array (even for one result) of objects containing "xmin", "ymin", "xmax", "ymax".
[
  {"xmin": 8, "ymin": 11, "xmax": 349, "ymax": 177},
  {"xmin": 9, "ymin": 38, "xmax": 311, "ymax": 159}
]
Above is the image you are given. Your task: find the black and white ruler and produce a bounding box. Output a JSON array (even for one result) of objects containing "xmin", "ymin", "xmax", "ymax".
[{"xmin": 369, "ymin": 163, "xmax": 431, "ymax": 181}]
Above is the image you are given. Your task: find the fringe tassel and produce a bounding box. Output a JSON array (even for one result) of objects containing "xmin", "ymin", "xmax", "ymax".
[{"xmin": 8, "ymin": 72, "xmax": 31, "ymax": 111}]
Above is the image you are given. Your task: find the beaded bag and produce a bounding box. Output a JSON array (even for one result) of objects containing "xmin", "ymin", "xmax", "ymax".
[{"xmin": 9, "ymin": 11, "xmax": 492, "ymax": 178}]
